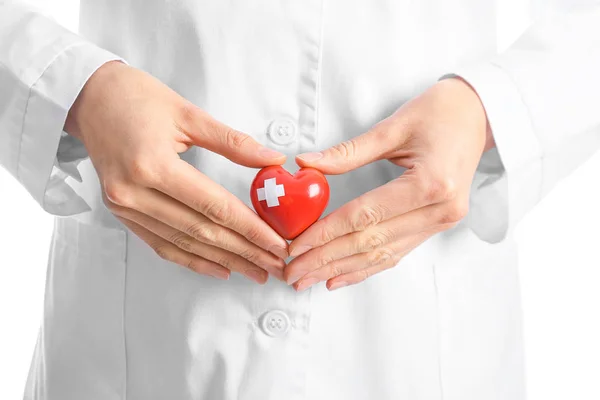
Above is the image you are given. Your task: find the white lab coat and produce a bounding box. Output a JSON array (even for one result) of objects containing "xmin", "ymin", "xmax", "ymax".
[{"xmin": 1, "ymin": 1, "xmax": 600, "ymax": 399}]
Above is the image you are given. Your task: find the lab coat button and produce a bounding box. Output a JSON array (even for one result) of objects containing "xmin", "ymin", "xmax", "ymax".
[
  {"xmin": 260, "ymin": 310, "xmax": 291, "ymax": 337},
  {"xmin": 267, "ymin": 119, "xmax": 297, "ymax": 145}
]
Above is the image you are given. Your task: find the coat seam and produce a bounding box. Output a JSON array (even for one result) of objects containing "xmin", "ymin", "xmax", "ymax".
[
  {"xmin": 301, "ymin": 3, "xmax": 325, "ymax": 398},
  {"xmin": 314, "ymin": 0, "xmax": 326, "ymax": 142},
  {"xmin": 121, "ymin": 232, "xmax": 129, "ymax": 400},
  {"xmin": 432, "ymin": 262, "xmax": 445, "ymax": 400}
]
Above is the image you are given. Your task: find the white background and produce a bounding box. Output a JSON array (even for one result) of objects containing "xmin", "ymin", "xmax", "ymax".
[{"xmin": 1, "ymin": 0, "xmax": 600, "ymax": 399}]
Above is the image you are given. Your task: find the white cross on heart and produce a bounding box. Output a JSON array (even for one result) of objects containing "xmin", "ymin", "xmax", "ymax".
[{"xmin": 257, "ymin": 178, "xmax": 285, "ymax": 207}]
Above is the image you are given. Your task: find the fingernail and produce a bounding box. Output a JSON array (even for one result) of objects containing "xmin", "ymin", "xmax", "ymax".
[
  {"xmin": 286, "ymin": 269, "xmax": 308, "ymax": 285},
  {"xmin": 259, "ymin": 147, "xmax": 285, "ymax": 159},
  {"xmin": 271, "ymin": 268, "xmax": 285, "ymax": 282},
  {"xmin": 296, "ymin": 277, "xmax": 320, "ymax": 292},
  {"xmin": 290, "ymin": 245, "xmax": 312, "ymax": 258},
  {"xmin": 246, "ymin": 269, "xmax": 268, "ymax": 284},
  {"xmin": 328, "ymin": 280, "xmax": 349, "ymax": 291},
  {"xmin": 211, "ymin": 269, "xmax": 230, "ymax": 280},
  {"xmin": 268, "ymin": 245, "xmax": 289, "ymax": 260},
  {"xmin": 297, "ymin": 152, "xmax": 323, "ymax": 162}
]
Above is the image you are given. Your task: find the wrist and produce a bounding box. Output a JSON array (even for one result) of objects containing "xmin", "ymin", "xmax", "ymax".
[
  {"xmin": 64, "ymin": 60, "xmax": 126, "ymax": 141},
  {"xmin": 446, "ymin": 76, "xmax": 496, "ymax": 153}
]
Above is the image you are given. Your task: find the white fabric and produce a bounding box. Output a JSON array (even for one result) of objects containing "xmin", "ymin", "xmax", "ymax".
[{"xmin": 1, "ymin": 1, "xmax": 599, "ymax": 399}]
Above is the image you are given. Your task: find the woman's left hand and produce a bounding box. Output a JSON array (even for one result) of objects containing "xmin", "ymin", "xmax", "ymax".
[{"xmin": 284, "ymin": 77, "xmax": 496, "ymax": 292}]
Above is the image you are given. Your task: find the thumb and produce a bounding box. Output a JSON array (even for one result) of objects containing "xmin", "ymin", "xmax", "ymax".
[
  {"xmin": 296, "ymin": 128, "xmax": 391, "ymax": 174},
  {"xmin": 183, "ymin": 106, "xmax": 286, "ymax": 168}
]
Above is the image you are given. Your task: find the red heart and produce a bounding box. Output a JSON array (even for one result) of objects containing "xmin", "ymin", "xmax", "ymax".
[{"xmin": 250, "ymin": 166, "xmax": 330, "ymax": 240}]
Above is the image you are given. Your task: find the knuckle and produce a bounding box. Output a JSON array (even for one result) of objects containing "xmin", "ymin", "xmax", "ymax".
[
  {"xmin": 317, "ymin": 253, "xmax": 335, "ymax": 268},
  {"xmin": 327, "ymin": 263, "xmax": 344, "ymax": 278},
  {"xmin": 367, "ymin": 248, "xmax": 394, "ymax": 266},
  {"xmin": 216, "ymin": 256, "xmax": 232, "ymax": 270},
  {"xmin": 318, "ymin": 225, "xmax": 336, "ymax": 245},
  {"xmin": 128, "ymin": 156, "xmax": 160, "ymax": 185},
  {"xmin": 331, "ymin": 139, "xmax": 358, "ymax": 159},
  {"xmin": 243, "ymin": 226, "xmax": 263, "ymax": 244},
  {"xmin": 153, "ymin": 244, "xmax": 173, "ymax": 261},
  {"xmin": 210, "ymin": 229, "xmax": 228, "ymax": 247},
  {"xmin": 238, "ymin": 247, "xmax": 259, "ymax": 264},
  {"xmin": 187, "ymin": 222, "xmax": 216, "ymax": 243},
  {"xmin": 439, "ymin": 178, "xmax": 458, "ymax": 201},
  {"xmin": 185, "ymin": 259, "xmax": 197, "ymax": 272},
  {"xmin": 423, "ymin": 176, "xmax": 458, "ymax": 203},
  {"xmin": 356, "ymin": 268, "xmax": 371, "ymax": 283},
  {"xmin": 361, "ymin": 231, "xmax": 389, "ymax": 250},
  {"xmin": 103, "ymin": 181, "xmax": 134, "ymax": 208},
  {"xmin": 352, "ymin": 205, "xmax": 383, "ymax": 231},
  {"xmin": 224, "ymin": 128, "xmax": 250, "ymax": 149},
  {"xmin": 203, "ymin": 200, "xmax": 232, "ymax": 225},
  {"xmin": 189, "ymin": 197, "xmax": 204, "ymax": 214},
  {"xmin": 369, "ymin": 124, "xmax": 388, "ymax": 142},
  {"xmin": 389, "ymin": 254, "xmax": 403, "ymax": 267},
  {"xmin": 178, "ymin": 102, "xmax": 199, "ymax": 128},
  {"xmin": 169, "ymin": 232, "xmax": 193, "ymax": 252},
  {"xmin": 101, "ymin": 192, "xmax": 118, "ymax": 212},
  {"xmin": 440, "ymin": 201, "xmax": 469, "ymax": 225}
]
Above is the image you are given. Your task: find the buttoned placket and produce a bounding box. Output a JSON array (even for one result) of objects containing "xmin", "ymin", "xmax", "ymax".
[{"xmin": 241, "ymin": 1, "xmax": 325, "ymax": 400}]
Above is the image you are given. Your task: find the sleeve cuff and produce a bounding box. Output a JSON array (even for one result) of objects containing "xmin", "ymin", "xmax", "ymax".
[
  {"xmin": 18, "ymin": 41, "xmax": 124, "ymax": 215},
  {"xmin": 442, "ymin": 61, "xmax": 544, "ymax": 243}
]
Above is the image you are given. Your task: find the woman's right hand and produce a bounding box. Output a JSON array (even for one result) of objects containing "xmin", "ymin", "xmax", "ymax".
[{"xmin": 64, "ymin": 61, "xmax": 288, "ymax": 283}]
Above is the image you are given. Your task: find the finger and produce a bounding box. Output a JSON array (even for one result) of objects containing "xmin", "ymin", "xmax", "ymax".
[
  {"xmin": 294, "ymin": 230, "xmax": 431, "ymax": 292},
  {"xmin": 111, "ymin": 200, "xmax": 285, "ymax": 281},
  {"xmin": 326, "ymin": 236, "xmax": 427, "ymax": 290},
  {"xmin": 179, "ymin": 104, "xmax": 286, "ymax": 167},
  {"xmin": 157, "ymin": 159, "xmax": 289, "ymax": 256},
  {"xmin": 114, "ymin": 185, "xmax": 287, "ymax": 269},
  {"xmin": 117, "ymin": 217, "xmax": 231, "ymax": 280},
  {"xmin": 295, "ymin": 119, "xmax": 402, "ymax": 174},
  {"xmin": 117, "ymin": 211, "xmax": 273, "ymax": 283},
  {"xmin": 289, "ymin": 168, "xmax": 457, "ymax": 257},
  {"xmin": 326, "ymin": 259, "xmax": 396, "ymax": 291},
  {"xmin": 285, "ymin": 202, "xmax": 454, "ymax": 284}
]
